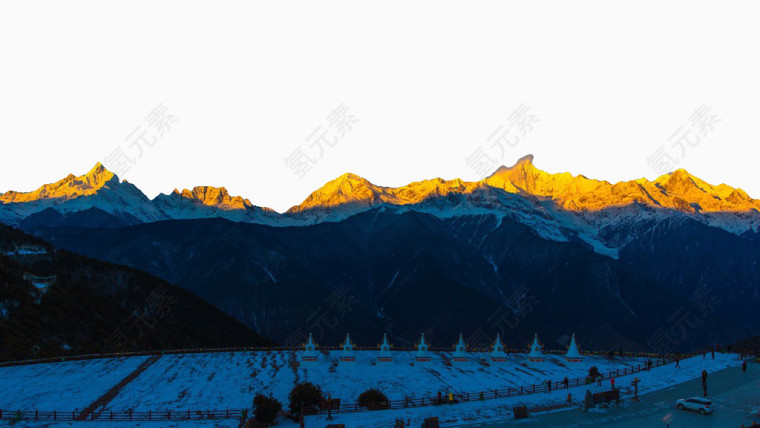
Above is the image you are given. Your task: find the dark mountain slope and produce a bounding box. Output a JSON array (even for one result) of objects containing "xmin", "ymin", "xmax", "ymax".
[
  {"xmin": 0, "ymin": 224, "xmax": 272, "ymax": 362},
  {"xmin": 34, "ymin": 209, "xmax": 759, "ymax": 351}
]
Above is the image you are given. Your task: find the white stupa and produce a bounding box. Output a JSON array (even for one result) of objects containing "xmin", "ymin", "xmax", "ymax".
[
  {"xmin": 339, "ymin": 333, "xmax": 356, "ymax": 363},
  {"xmin": 415, "ymin": 333, "xmax": 431, "ymax": 362},
  {"xmin": 565, "ymin": 333, "xmax": 582, "ymax": 362},
  {"xmin": 301, "ymin": 333, "xmax": 319, "ymax": 363},
  {"xmin": 490, "ymin": 334, "xmax": 508, "ymax": 361},
  {"xmin": 377, "ymin": 333, "xmax": 393, "ymax": 363},
  {"xmin": 452, "ymin": 333, "xmax": 468, "ymax": 362},
  {"xmin": 527, "ymin": 333, "xmax": 544, "ymax": 362}
]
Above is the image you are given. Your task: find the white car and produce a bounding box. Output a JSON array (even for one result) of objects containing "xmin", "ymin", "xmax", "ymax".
[{"xmin": 675, "ymin": 397, "xmax": 713, "ymax": 414}]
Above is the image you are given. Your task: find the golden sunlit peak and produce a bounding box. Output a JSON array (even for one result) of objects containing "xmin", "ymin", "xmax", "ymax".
[
  {"xmin": 332, "ymin": 172, "xmax": 372, "ymax": 184},
  {"xmin": 488, "ymin": 154, "xmax": 536, "ymax": 178},
  {"xmin": 655, "ymin": 168, "xmax": 696, "ymax": 181},
  {"xmin": 169, "ymin": 186, "xmax": 253, "ymax": 210},
  {"xmin": 0, "ymin": 162, "xmax": 120, "ymax": 204},
  {"xmin": 511, "ymin": 153, "xmax": 535, "ymax": 167},
  {"xmin": 88, "ymin": 162, "xmax": 107, "ymax": 174},
  {"xmin": 83, "ymin": 162, "xmax": 117, "ymax": 185}
]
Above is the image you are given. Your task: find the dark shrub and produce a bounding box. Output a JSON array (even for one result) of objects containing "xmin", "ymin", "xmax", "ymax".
[
  {"xmin": 253, "ymin": 394, "xmax": 281, "ymax": 424},
  {"xmin": 588, "ymin": 366, "xmax": 600, "ymax": 380},
  {"xmin": 288, "ymin": 382, "xmax": 324, "ymax": 415},
  {"xmin": 358, "ymin": 388, "xmax": 389, "ymax": 410}
]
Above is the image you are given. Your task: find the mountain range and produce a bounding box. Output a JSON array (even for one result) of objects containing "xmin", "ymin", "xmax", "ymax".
[
  {"xmin": 3, "ymin": 156, "xmax": 758, "ymax": 258},
  {"xmin": 2, "ymin": 156, "xmax": 759, "ymax": 352}
]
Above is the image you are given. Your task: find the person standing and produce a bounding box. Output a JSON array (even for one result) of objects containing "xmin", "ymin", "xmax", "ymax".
[
  {"xmin": 675, "ymin": 357, "xmax": 680, "ymax": 368},
  {"xmin": 701, "ymin": 370, "xmax": 708, "ymax": 397},
  {"xmin": 742, "ymin": 360, "xmax": 747, "ymax": 373},
  {"xmin": 563, "ymin": 376, "xmax": 569, "ymax": 389},
  {"xmin": 611, "ymin": 377, "xmax": 615, "ymax": 390}
]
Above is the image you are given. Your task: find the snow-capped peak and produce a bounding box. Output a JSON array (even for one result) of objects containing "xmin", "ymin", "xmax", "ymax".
[
  {"xmin": 0, "ymin": 162, "xmax": 120, "ymax": 204},
  {"xmin": 0, "ymin": 162, "xmax": 166, "ymax": 225},
  {"xmin": 168, "ymin": 186, "xmax": 254, "ymax": 210}
]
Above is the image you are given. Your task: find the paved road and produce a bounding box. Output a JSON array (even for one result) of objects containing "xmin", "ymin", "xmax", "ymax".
[{"xmin": 478, "ymin": 363, "xmax": 760, "ymax": 428}]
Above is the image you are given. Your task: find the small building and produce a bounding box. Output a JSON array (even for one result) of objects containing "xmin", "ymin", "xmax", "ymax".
[
  {"xmin": 527, "ymin": 333, "xmax": 544, "ymax": 362},
  {"xmin": 377, "ymin": 333, "xmax": 393, "ymax": 363},
  {"xmin": 415, "ymin": 333, "xmax": 431, "ymax": 363},
  {"xmin": 452, "ymin": 333, "xmax": 468, "ymax": 362},
  {"xmin": 339, "ymin": 333, "xmax": 356, "ymax": 363},
  {"xmin": 490, "ymin": 334, "xmax": 508, "ymax": 362},
  {"xmin": 301, "ymin": 333, "xmax": 319, "ymax": 363},
  {"xmin": 565, "ymin": 333, "xmax": 583, "ymax": 362}
]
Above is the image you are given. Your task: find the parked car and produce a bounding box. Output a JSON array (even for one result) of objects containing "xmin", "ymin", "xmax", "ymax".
[{"xmin": 675, "ymin": 397, "xmax": 713, "ymax": 414}]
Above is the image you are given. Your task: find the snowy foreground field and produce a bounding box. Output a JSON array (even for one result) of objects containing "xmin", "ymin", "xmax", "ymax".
[{"xmin": 0, "ymin": 351, "xmax": 745, "ymax": 427}]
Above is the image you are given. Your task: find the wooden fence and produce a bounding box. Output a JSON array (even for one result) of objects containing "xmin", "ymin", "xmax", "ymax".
[
  {"xmin": 302, "ymin": 357, "xmax": 674, "ymax": 415},
  {"xmin": 0, "ymin": 409, "xmax": 244, "ymax": 422}
]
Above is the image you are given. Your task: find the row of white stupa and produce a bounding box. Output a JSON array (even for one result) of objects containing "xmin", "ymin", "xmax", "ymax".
[{"xmin": 300, "ymin": 332, "xmax": 583, "ymax": 363}]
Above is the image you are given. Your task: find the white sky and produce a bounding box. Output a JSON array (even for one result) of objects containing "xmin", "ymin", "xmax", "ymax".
[{"xmin": 1, "ymin": 1, "xmax": 758, "ymax": 213}]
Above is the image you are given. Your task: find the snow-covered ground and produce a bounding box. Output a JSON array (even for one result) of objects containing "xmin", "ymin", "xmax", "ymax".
[
  {"xmin": 0, "ymin": 351, "xmax": 745, "ymax": 427},
  {"xmin": 0, "ymin": 356, "xmax": 149, "ymax": 410},
  {"xmin": 104, "ymin": 350, "xmax": 647, "ymax": 411},
  {"xmin": 0, "ymin": 350, "xmax": 646, "ymax": 411}
]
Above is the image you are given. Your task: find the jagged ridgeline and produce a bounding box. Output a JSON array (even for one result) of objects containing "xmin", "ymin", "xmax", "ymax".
[
  {"xmin": 0, "ymin": 224, "xmax": 272, "ymax": 361},
  {"xmin": 2, "ymin": 156, "xmax": 760, "ymax": 352}
]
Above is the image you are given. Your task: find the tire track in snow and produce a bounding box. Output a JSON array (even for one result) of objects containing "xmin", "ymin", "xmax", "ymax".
[{"xmin": 75, "ymin": 355, "xmax": 162, "ymax": 420}]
